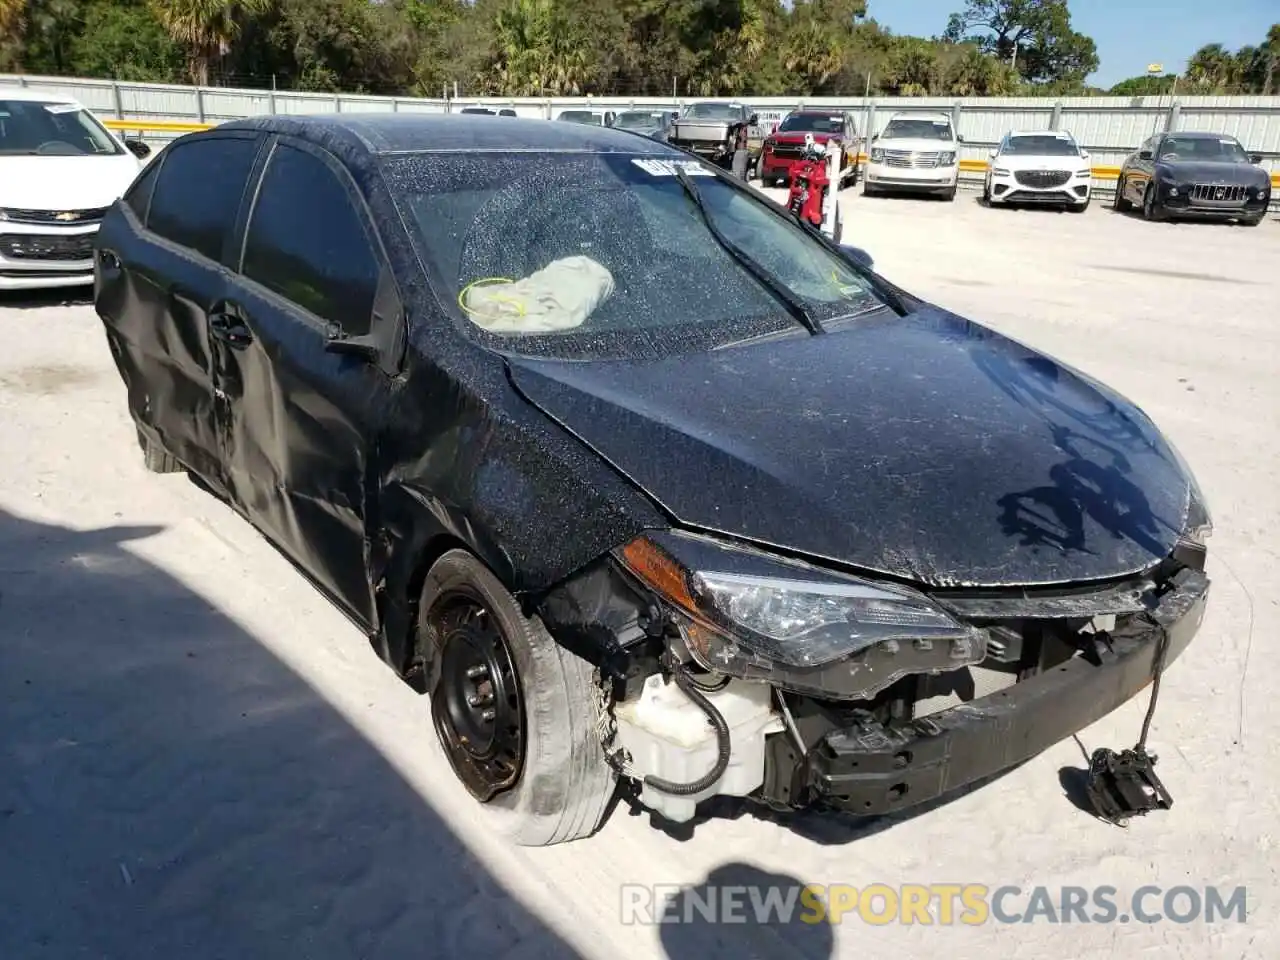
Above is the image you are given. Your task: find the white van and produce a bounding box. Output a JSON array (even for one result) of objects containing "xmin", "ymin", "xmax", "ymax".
[
  {"xmin": 863, "ymin": 112, "xmax": 962, "ymax": 201},
  {"xmin": 0, "ymin": 88, "xmax": 151, "ymax": 291}
]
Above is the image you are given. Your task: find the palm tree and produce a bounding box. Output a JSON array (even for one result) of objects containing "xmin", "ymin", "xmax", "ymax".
[
  {"xmin": 1185, "ymin": 43, "xmax": 1236, "ymax": 91},
  {"xmin": 1261, "ymin": 23, "xmax": 1279, "ymax": 94},
  {"xmin": 0, "ymin": 0, "xmax": 23, "ymax": 33},
  {"xmin": 147, "ymin": 0, "xmax": 272, "ymax": 86}
]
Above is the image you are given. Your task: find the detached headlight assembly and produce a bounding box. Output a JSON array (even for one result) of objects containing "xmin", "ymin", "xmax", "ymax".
[{"xmin": 616, "ymin": 532, "xmax": 987, "ymax": 701}]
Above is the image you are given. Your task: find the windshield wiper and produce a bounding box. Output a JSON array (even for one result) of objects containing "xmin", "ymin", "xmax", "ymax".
[{"xmin": 673, "ymin": 166, "xmax": 822, "ymax": 335}]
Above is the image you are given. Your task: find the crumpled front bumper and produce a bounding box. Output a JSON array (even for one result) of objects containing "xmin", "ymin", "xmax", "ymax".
[{"xmin": 790, "ymin": 568, "xmax": 1209, "ymax": 816}]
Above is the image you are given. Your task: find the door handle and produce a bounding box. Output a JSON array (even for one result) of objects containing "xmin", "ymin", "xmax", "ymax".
[{"xmin": 208, "ymin": 311, "xmax": 254, "ymax": 348}]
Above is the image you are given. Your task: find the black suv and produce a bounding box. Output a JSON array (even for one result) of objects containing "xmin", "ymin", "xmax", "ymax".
[{"xmin": 1114, "ymin": 131, "xmax": 1271, "ymax": 225}]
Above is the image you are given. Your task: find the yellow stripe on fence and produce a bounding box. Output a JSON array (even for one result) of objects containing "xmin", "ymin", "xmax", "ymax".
[{"xmin": 104, "ymin": 119, "xmax": 214, "ymax": 134}]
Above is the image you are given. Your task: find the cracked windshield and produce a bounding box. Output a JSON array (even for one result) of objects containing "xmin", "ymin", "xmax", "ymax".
[{"xmin": 383, "ymin": 151, "xmax": 884, "ymax": 360}]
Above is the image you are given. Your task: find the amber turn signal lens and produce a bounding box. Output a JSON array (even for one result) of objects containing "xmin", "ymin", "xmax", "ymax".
[{"xmin": 619, "ymin": 536, "xmax": 698, "ymax": 613}]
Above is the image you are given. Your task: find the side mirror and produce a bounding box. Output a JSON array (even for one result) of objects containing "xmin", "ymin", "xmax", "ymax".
[
  {"xmin": 125, "ymin": 139, "xmax": 151, "ymax": 159},
  {"xmin": 1249, "ymin": 153, "xmax": 1263, "ymax": 164},
  {"xmin": 749, "ymin": 113, "xmax": 759, "ymax": 126},
  {"xmin": 1139, "ymin": 149, "xmax": 1152, "ymax": 160},
  {"xmin": 988, "ymin": 148, "xmax": 998, "ymax": 159},
  {"xmin": 956, "ymin": 134, "xmax": 965, "ymax": 143},
  {"xmin": 871, "ymin": 133, "xmax": 879, "ymax": 142},
  {"xmin": 839, "ymin": 244, "xmax": 874, "ymax": 270},
  {"xmin": 1080, "ymin": 149, "xmax": 1090, "ymax": 160}
]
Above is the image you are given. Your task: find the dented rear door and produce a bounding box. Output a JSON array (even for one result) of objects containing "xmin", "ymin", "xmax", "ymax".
[{"xmin": 94, "ymin": 132, "xmax": 264, "ymax": 497}]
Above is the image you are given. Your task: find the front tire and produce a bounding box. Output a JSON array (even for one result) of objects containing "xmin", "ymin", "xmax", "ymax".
[
  {"xmin": 417, "ymin": 549, "xmax": 617, "ymax": 846},
  {"xmin": 942, "ymin": 185, "xmax": 957, "ymax": 202},
  {"xmin": 1143, "ymin": 184, "xmax": 1166, "ymax": 221},
  {"xmin": 1240, "ymin": 215, "xmax": 1263, "ymax": 227},
  {"xmin": 1113, "ymin": 175, "xmax": 1132, "ymax": 212}
]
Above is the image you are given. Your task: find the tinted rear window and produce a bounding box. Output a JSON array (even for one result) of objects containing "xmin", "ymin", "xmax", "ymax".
[
  {"xmin": 122, "ymin": 159, "xmax": 162, "ymax": 221},
  {"xmin": 146, "ymin": 136, "xmax": 258, "ymax": 261}
]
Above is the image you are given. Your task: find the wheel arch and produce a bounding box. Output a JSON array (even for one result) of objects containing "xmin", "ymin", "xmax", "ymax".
[{"xmin": 375, "ymin": 485, "xmax": 518, "ymax": 687}]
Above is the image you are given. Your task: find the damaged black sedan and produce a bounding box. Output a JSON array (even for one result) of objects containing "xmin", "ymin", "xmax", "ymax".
[{"xmin": 93, "ymin": 115, "xmax": 1212, "ymax": 846}]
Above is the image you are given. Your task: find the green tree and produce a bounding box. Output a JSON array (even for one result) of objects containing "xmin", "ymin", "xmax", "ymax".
[
  {"xmin": 147, "ymin": 0, "xmax": 274, "ymax": 85},
  {"xmin": 1108, "ymin": 73, "xmax": 1178, "ymax": 96},
  {"xmin": 944, "ymin": 0, "xmax": 1097, "ymax": 88},
  {"xmin": 71, "ymin": 0, "xmax": 184, "ymax": 82}
]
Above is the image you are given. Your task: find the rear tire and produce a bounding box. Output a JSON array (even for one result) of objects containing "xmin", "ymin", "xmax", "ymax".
[
  {"xmin": 417, "ymin": 549, "xmax": 617, "ymax": 847},
  {"xmin": 138, "ymin": 429, "xmax": 183, "ymax": 474}
]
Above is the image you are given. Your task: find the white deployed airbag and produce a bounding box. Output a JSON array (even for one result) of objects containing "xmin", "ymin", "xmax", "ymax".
[{"xmin": 461, "ymin": 255, "xmax": 615, "ymax": 333}]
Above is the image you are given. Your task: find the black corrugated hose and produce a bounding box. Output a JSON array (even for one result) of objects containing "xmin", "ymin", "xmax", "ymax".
[{"xmin": 643, "ymin": 661, "xmax": 732, "ymax": 796}]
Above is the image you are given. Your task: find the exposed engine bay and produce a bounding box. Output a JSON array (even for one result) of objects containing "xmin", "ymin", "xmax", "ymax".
[{"xmin": 537, "ymin": 529, "xmax": 1210, "ymax": 825}]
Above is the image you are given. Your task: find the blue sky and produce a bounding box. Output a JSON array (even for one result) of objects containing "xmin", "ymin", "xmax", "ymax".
[{"xmin": 868, "ymin": 0, "xmax": 1276, "ymax": 88}]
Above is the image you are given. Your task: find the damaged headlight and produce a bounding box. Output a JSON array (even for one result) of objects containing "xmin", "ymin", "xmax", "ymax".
[{"xmin": 616, "ymin": 532, "xmax": 987, "ymax": 701}]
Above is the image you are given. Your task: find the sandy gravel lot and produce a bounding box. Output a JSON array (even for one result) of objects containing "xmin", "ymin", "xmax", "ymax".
[{"xmin": 2, "ymin": 190, "xmax": 1277, "ymax": 960}]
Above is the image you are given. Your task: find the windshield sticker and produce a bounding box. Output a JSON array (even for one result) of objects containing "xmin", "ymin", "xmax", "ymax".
[
  {"xmin": 631, "ymin": 158, "xmax": 714, "ymax": 177},
  {"xmin": 43, "ymin": 103, "xmax": 83, "ymax": 114}
]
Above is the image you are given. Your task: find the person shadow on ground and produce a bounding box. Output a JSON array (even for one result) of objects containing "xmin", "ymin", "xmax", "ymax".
[{"xmin": 658, "ymin": 862, "xmax": 835, "ymax": 960}]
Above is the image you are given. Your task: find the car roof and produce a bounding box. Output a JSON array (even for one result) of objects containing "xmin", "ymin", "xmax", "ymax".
[
  {"xmin": 215, "ymin": 113, "xmax": 676, "ymax": 158},
  {"xmin": 1007, "ymin": 130, "xmax": 1075, "ymax": 138},
  {"xmin": 0, "ymin": 86, "xmax": 81, "ymax": 105},
  {"xmin": 1161, "ymin": 131, "xmax": 1238, "ymax": 140}
]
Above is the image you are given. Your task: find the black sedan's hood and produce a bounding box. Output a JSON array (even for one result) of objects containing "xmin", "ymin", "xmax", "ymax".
[
  {"xmin": 1158, "ymin": 160, "xmax": 1267, "ymax": 184},
  {"xmin": 506, "ymin": 307, "xmax": 1192, "ymax": 588}
]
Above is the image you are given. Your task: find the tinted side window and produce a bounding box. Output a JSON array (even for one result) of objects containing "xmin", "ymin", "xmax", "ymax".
[
  {"xmin": 241, "ymin": 143, "xmax": 379, "ymax": 337},
  {"xmin": 122, "ymin": 159, "xmax": 161, "ymax": 222},
  {"xmin": 146, "ymin": 137, "xmax": 258, "ymax": 261}
]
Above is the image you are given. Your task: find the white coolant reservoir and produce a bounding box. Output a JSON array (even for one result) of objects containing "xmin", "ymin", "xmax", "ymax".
[{"xmin": 613, "ymin": 673, "xmax": 784, "ymax": 824}]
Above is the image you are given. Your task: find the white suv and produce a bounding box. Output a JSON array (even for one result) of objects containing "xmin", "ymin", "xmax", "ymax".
[
  {"xmin": 983, "ymin": 130, "xmax": 1092, "ymax": 211},
  {"xmin": 863, "ymin": 112, "xmax": 960, "ymax": 201}
]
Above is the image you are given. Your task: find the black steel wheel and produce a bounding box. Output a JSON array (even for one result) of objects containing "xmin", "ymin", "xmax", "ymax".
[
  {"xmin": 429, "ymin": 594, "xmax": 526, "ymax": 802},
  {"xmin": 416, "ymin": 549, "xmax": 618, "ymax": 846}
]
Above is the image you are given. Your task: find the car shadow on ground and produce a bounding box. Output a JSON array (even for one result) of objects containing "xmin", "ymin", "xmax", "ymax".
[
  {"xmin": 1104, "ymin": 204, "xmax": 1269, "ymax": 227},
  {"xmin": 0, "ymin": 506, "xmax": 582, "ymax": 960}
]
